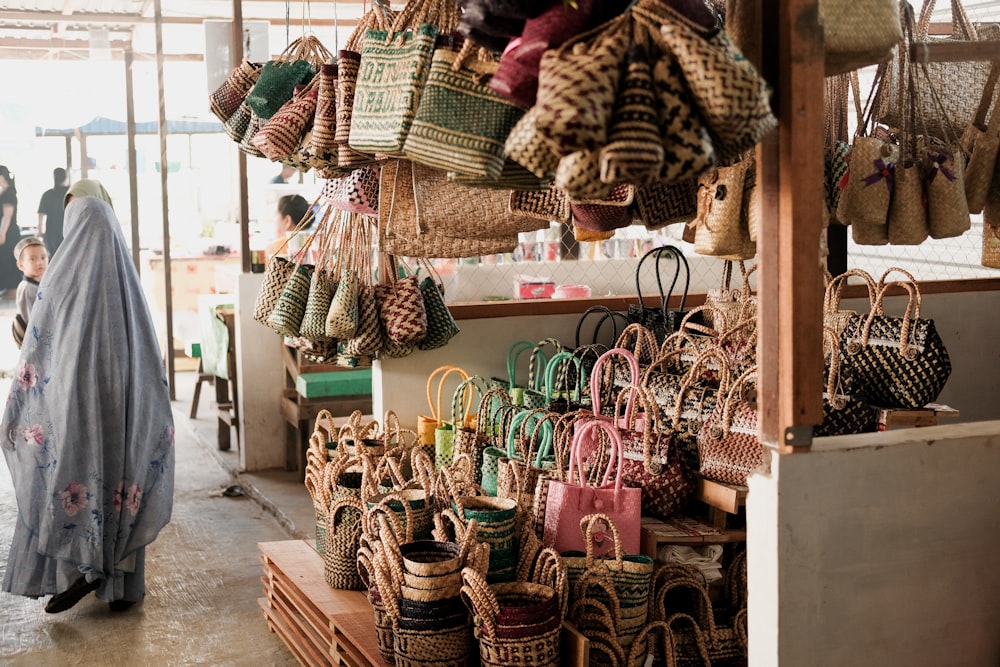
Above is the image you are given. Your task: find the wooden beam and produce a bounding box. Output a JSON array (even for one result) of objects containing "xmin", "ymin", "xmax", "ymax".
[
  {"xmin": 758, "ymin": 0, "xmax": 826, "ymax": 451},
  {"xmin": 0, "ymin": 9, "xmax": 359, "ymax": 27},
  {"xmin": 124, "ymin": 44, "xmax": 142, "ymax": 273},
  {"xmin": 909, "ymin": 40, "xmax": 1000, "ymax": 63}
]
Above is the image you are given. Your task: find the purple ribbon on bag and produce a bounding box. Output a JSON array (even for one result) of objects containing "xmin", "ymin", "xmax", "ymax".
[
  {"xmin": 862, "ymin": 158, "xmax": 895, "ymax": 192},
  {"xmin": 926, "ymin": 151, "xmax": 956, "ymax": 183}
]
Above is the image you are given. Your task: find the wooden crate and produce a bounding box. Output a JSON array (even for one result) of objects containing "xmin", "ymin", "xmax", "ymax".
[{"xmin": 259, "ymin": 540, "xmax": 589, "ymax": 667}]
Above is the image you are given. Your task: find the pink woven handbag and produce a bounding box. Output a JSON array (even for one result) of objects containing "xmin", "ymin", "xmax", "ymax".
[{"xmin": 542, "ymin": 417, "xmax": 642, "ymax": 557}]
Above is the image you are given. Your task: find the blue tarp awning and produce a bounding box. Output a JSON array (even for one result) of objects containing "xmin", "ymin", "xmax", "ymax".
[{"xmin": 35, "ymin": 116, "xmax": 224, "ymax": 137}]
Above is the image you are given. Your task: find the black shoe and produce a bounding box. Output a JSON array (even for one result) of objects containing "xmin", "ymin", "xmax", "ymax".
[
  {"xmin": 108, "ymin": 599, "xmax": 137, "ymax": 612},
  {"xmin": 45, "ymin": 576, "xmax": 101, "ymax": 614}
]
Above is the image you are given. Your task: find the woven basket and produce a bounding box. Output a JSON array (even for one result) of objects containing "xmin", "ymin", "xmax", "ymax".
[
  {"xmin": 323, "ymin": 498, "xmax": 366, "ymax": 590},
  {"xmin": 461, "ymin": 568, "xmax": 562, "ymax": 667}
]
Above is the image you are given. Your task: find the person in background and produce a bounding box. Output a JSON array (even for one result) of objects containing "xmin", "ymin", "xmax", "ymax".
[
  {"xmin": 13, "ymin": 236, "xmax": 48, "ymax": 321},
  {"xmin": 266, "ymin": 193, "xmax": 311, "ymax": 258},
  {"xmin": 37, "ymin": 167, "xmax": 69, "ymax": 257},
  {"xmin": 64, "ymin": 178, "xmax": 114, "ymax": 209},
  {"xmin": 0, "ymin": 166, "xmax": 22, "ymax": 295},
  {"xmin": 270, "ymin": 164, "xmax": 297, "ymax": 184},
  {"xmin": 1, "ymin": 188, "xmax": 174, "ymax": 614}
]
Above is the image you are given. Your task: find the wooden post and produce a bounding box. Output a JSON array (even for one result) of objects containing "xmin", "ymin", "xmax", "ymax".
[
  {"xmin": 757, "ymin": 0, "xmax": 826, "ymax": 451},
  {"xmin": 154, "ymin": 0, "xmax": 176, "ymax": 400},
  {"xmin": 232, "ymin": 0, "xmax": 251, "ymax": 274},
  {"xmin": 124, "ymin": 42, "xmax": 142, "ymax": 273}
]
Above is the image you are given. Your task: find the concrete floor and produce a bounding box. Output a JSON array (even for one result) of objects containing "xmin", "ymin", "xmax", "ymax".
[{"xmin": 0, "ymin": 352, "xmax": 313, "ymax": 665}]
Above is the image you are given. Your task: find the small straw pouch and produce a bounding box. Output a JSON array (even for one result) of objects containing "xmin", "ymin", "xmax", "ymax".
[{"xmin": 210, "ymin": 59, "xmax": 261, "ymax": 124}]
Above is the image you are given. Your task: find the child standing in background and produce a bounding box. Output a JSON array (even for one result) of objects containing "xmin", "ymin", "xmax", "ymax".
[{"xmin": 14, "ymin": 236, "xmax": 48, "ymax": 325}]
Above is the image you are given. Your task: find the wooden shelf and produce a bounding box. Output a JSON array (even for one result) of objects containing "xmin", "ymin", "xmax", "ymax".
[
  {"xmin": 259, "ymin": 539, "xmax": 589, "ymax": 667},
  {"xmin": 641, "ymin": 515, "xmax": 747, "ymax": 558},
  {"xmin": 877, "ymin": 403, "xmax": 959, "ymax": 430}
]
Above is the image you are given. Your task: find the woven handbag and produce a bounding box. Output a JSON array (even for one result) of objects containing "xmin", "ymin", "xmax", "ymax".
[
  {"xmin": 649, "ymin": 7, "xmax": 777, "ymax": 165},
  {"xmin": 326, "ymin": 269, "xmax": 360, "ymax": 339},
  {"xmin": 841, "ymin": 268, "xmax": 951, "ymax": 409},
  {"xmin": 570, "ymin": 183, "xmax": 636, "ymax": 233},
  {"xmin": 561, "ymin": 514, "xmax": 654, "ymax": 651},
  {"xmin": 542, "ymin": 418, "xmax": 642, "ymax": 556},
  {"xmin": 210, "ymin": 59, "xmax": 261, "ymax": 124},
  {"xmin": 348, "ymin": 0, "xmax": 462, "ymax": 156},
  {"xmin": 619, "ymin": 383, "xmax": 694, "ymax": 520},
  {"xmin": 817, "ymin": 327, "xmax": 878, "ymax": 437},
  {"xmin": 379, "ymin": 160, "xmax": 521, "ymax": 258},
  {"xmin": 963, "ymin": 64, "xmax": 1000, "ymax": 215},
  {"xmin": 504, "ymin": 107, "xmax": 562, "ymax": 180},
  {"xmin": 245, "ymin": 35, "xmax": 330, "ymax": 120},
  {"xmin": 697, "ymin": 366, "xmax": 762, "ymax": 486},
  {"xmin": 237, "ymin": 109, "xmax": 265, "ymax": 157},
  {"xmin": 335, "ymin": 6, "xmax": 394, "ymax": 148},
  {"xmin": 878, "ymin": 0, "xmax": 1000, "ymax": 141},
  {"xmin": 222, "ymin": 100, "xmax": 254, "ymax": 143},
  {"xmin": 691, "ymin": 159, "xmax": 755, "ymax": 258},
  {"xmin": 403, "ymin": 40, "xmax": 527, "ymax": 179},
  {"xmin": 417, "ymin": 273, "xmax": 460, "ymax": 351},
  {"xmin": 647, "ymin": 52, "xmax": 717, "ymax": 184},
  {"xmin": 310, "ymin": 63, "xmax": 339, "ymax": 159},
  {"xmin": 886, "ymin": 74, "xmax": 930, "ymax": 247},
  {"xmin": 508, "ymin": 185, "xmax": 571, "ymax": 224},
  {"xmin": 984, "ymin": 220, "xmax": 1000, "ymax": 269},
  {"xmin": 252, "ymin": 80, "xmax": 319, "ymax": 162},
  {"xmin": 322, "ymin": 166, "xmax": 380, "ymax": 216},
  {"xmin": 627, "ymin": 245, "xmax": 692, "ymax": 344},
  {"xmin": 599, "ymin": 42, "xmax": 664, "ymax": 187},
  {"xmin": 555, "ymin": 150, "xmax": 614, "ymax": 202},
  {"xmin": 252, "ymin": 255, "xmax": 294, "ymax": 326},
  {"xmin": 820, "ymin": 0, "xmax": 902, "ymax": 76},
  {"xmin": 419, "ymin": 365, "xmax": 470, "ymax": 457},
  {"xmin": 635, "ymin": 178, "xmax": 698, "ymax": 230},
  {"xmin": 338, "ymin": 221, "xmax": 383, "ymax": 357},
  {"xmin": 838, "ymin": 67, "xmax": 895, "ymax": 241},
  {"xmin": 533, "ymin": 12, "xmax": 630, "ymax": 156},
  {"xmin": 925, "ymin": 142, "xmax": 971, "ymax": 240},
  {"xmin": 411, "ymin": 161, "xmax": 550, "ymax": 238},
  {"xmin": 324, "ymin": 497, "xmax": 367, "ymax": 591},
  {"xmin": 300, "ymin": 229, "xmax": 335, "ymax": 341},
  {"xmin": 374, "ymin": 256, "xmax": 428, "ymax": 346}
]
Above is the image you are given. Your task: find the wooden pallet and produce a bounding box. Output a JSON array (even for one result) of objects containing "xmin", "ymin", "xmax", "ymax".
[
  {"xmin": 259, "ymin": 540, "xmax": 590, "ymax": 667},
  {"xmin": 259, "ymin": 540, "xmax": 386, "ymax": 667}
]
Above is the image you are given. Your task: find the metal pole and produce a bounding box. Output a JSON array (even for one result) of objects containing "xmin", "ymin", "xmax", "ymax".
[
  {"xmin": 154, "ymin": 0, "xmax": 176, "ymax": 400},
  {"xmin": 124, "ymin": 41, "xmax": 142, "ymax": 273}
]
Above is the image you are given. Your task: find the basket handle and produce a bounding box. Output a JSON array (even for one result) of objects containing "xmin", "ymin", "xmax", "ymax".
[
  {"xmin": 460, "ymin": 566, "xmax": 500, "ymax": 638},
  {"xmin": 589, "ymin": 347, "xmax": 641, "ymax": 416},
  {"xmin": 581, "ymin": 512, "xmax": 625, "ymax": 569}
]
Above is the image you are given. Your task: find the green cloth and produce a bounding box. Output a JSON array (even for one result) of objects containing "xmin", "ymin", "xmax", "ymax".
[{"xmin": 198, "ymin": 294, "xmax": 234, "ymax": 379}]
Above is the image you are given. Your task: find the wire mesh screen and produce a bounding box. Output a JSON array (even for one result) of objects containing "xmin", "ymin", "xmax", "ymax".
[{"xmin": 428, "ymin": 224, "xmax": 742, "ymax": 306}]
